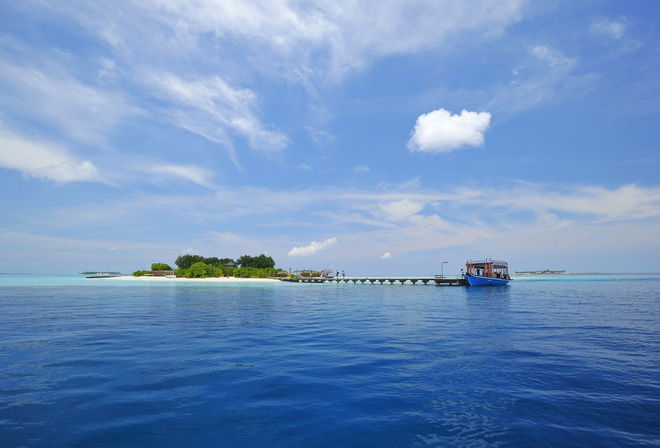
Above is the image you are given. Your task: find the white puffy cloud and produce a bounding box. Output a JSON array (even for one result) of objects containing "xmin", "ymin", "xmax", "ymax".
[
  {"xmin": 380, "ymin": 252, "xmax": 392, "ymax": 259},
  {"xmin": 407, "ymin": 109, "xmax": 491, "ymax": 153},
  {"xmin": 0, "ymin": 132, "xmax": 101, "ymax": 183},
  {"xmin": 288, "ymin": 237, "xmax": 337, "ymax": 257}
]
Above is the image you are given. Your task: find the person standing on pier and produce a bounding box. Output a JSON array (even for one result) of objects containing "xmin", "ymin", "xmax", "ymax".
[{"xmin": 342, "ymin": 270, "xmax": 345, "ymax": 278}]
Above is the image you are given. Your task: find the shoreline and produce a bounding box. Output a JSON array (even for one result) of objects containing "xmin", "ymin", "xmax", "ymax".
[{"xmin": 102, "ymin": 276, "xmax": 280, "ymax": 283}]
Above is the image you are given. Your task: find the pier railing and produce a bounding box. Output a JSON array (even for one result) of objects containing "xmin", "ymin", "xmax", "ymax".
[{"xmin": 278, "ymin": 276, "xmax": 467, "ymax": 286}]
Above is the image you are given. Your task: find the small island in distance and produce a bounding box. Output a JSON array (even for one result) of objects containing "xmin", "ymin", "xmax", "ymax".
[
  {"xmin": 514, "ymin": 269, "xmax": 567, "ymax": 275},
  {"xmin": 514, "ymin": 270, "xmax": 605, "ymax": 275}
]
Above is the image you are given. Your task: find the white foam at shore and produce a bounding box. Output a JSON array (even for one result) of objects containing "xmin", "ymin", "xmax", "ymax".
[{"xmin": 106, "ymin": 276, "xmax": 280, "ymax": 283}]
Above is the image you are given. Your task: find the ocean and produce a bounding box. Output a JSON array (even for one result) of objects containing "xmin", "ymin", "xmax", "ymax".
[{"xmin": 1, "ymin": 274, "xmax": 659, "ymax": 447}]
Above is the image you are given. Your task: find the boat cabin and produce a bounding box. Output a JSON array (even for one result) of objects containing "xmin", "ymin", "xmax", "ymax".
[{"xmin": 465, "ymin": 259, "xmax": 510, "ymax": 279}]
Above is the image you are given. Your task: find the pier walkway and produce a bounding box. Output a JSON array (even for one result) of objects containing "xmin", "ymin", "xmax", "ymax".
[{"xmin": 279, "ymin": 276, "xmax": 467, "ymax": 286}]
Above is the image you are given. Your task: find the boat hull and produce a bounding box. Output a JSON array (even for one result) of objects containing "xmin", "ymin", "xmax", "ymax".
[{"xmin": 465, "ymin": 273, "xmax": 511, "ymax": 286}]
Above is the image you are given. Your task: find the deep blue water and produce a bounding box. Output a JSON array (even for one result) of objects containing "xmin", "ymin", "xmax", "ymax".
[{"xmin": 1, "ymin": 274, "xmax": 659, "ymax": 447}]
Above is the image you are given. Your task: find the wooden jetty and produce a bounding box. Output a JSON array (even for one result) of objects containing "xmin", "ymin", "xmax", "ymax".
[{"xmin": 279, "ymin": 275, "xmax": 467, "ymax": 286}]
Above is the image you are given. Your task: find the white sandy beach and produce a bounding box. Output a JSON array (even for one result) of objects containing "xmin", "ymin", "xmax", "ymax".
[{"xmin": 106, "ymin": 276, "xmax": 280, "ymax": 283}]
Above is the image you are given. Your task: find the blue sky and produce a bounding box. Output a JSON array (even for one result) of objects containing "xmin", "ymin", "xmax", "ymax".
[{"xmin": 1, "ymin": 0, "xmax": 659, "ymax": 275}]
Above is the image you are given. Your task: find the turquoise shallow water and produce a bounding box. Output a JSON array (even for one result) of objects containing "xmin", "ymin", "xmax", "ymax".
[{"xmin": 1, "ymin": 274, "xmax": 659, "ymax": 447}]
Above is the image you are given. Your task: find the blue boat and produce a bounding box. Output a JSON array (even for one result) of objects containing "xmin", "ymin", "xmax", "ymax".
[{"xmin": 465, "ymin": 258, "xmax": 511, "ymax": 286}]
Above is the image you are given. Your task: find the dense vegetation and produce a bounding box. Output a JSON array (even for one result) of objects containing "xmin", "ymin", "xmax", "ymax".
[
  {"xmin": 175, "ymin": 255, "xmax": 234, "ymax": 270},
  {"xmin": 132, "ymin": 253, "xmax": 281, "ymax": 278},
  {"xmin": 236, "ymin": 254, "xmax": 275, "ymax": 269},
  {"xmin": 176, "ymin": 262, "xmax": 225, "ymax": 278},
  {"xmin": 233, "ymin": 267, "xmax": 283, "ymax": 278},
  {"xmin": 151, "ymin": 263, "xmax": 173, "ymax": 271}
]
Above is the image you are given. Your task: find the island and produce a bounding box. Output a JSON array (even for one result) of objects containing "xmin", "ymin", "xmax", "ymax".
[
  {"xmin": 130, "ymin": 254, "xmax": 290, "ymax": 279},
  {"xmin": 514, "ymin": 269, "xmax": 567, "ymax": 275}
]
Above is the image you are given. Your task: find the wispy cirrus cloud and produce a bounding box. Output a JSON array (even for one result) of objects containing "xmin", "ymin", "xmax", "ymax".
[
  {"xmin": 145, "ymin": 72, "xmax": 290, "ymax": 156},
  {"xmin": 485, "ymin": 44, "xmax": 592, "ymax": 120},
  {"xmin": 149, "ymin": 164, "xmax": 216, "ymax": 189},
  {"xmin": 34, "ymin": 181, "xmax": 660, "ymax": 264},
  {"xmin": 379, "ymin": 199, "xmax": 425, "ymax": 220},
  {"xmin": 0, "ymin": 54, "xmax": 134, "ymax": 145},
  {"xmin": 38, "ymin": 179, "xmax": 660, "ymax": 233},
  {"xmin": 532, "ymin": 45, "xmax": 577, "ymax": 72},
  {"xmin": 133, "ymin": 0, "xmax": 524, "ymax": 81},
  {"xmin": 5, "ymin": 177, "xmax": 660, "ymax": 273},
  {"xmin": 0, "ymin": 131, "xmax": 102, "ymax": 184},
  {"xmin": 590, "ymin": 18, "xmax": 627, "ymax": 40},
  {"xmin": 0, "ymin": 0, "xmax": 527, "ymax": 179},
  {"xmin": 589, "ymin": 17, "xmax": 641, "ymax": 53},
  {"xmin": 488, "ymin": 183, "xmax": 660, "ymax": 223}
]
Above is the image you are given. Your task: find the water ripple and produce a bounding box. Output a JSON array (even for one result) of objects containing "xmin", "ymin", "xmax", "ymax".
[{"xmin": 1, "ymin": 277, "xmax": 659, "ymax": 446}]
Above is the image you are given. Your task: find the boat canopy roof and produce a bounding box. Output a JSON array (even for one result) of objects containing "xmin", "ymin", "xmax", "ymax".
[{"xmin": 466, "ymin": 259, "xmax": 508, "ymax": 268}]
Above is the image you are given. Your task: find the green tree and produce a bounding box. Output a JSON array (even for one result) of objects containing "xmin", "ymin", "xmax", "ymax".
[
  {"xmin": 188, "ymin": 262, "xmax": 209, "ymax": 278},
  {"xmin": 236, "ymin": 255, "xmax": 253, "ymax": 268},
  {"xmin": 255, "ymin": 254, "xmax": 275, "ymax": 269},
  {"xmin": 212, "ymin": 264, "xmax": 225, "ymax": 277},
  {"xmin": 237, "ymin": 254, "xmax": 275, "ymax": 269},
  {"xmin": 202, "ymin": 257, "xmax": 234, "ymax": 269},
  {"xmin": 175, "ymin": 254, "xmax": 205, "ymax": 270},
  {"xmin": 151, "ymin": 262, "xmax": 173, "ymax": 271},
  {"xmin": 179, "ymin": 262, "xmax": 224, "ymax": 278},
  {"xmin": 203, "ymin": 257, "xmax": 221, "ymax": 267},
  {"xmin": 233, "ymin": 266, "xmax": 267, "ymax": 278},
  {"xmin": 176, "ymin": 255, "xmax": 236, "ymax": 270},
  {"xmin": 265, "ymin": 268, "xmax": 282, "ymax": 277}
]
